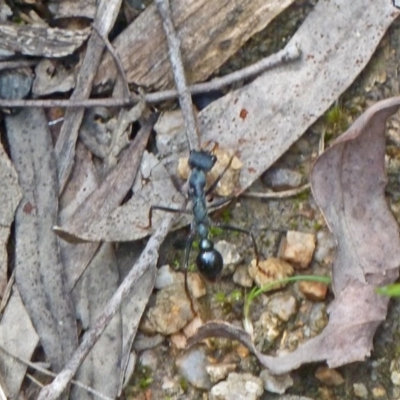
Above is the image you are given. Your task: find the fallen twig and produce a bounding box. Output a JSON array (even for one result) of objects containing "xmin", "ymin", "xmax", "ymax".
[
  {"xmin": 242, "ymin": 183, "xmax": 311, "ymax": 199},
  {"xmin": 155, "ymin": 0, "xmax": 199, "ymax": 150},
  {"xmin": 55, "ymin": 0, "xmax": 124, "ymax": 193},
  {"xmin": 0, "ymin": 346, "xmax": 112, "ymax": 400},
  {"xmin": 0, "ymin": 45, "xmax": 301, "ymax": 109}
]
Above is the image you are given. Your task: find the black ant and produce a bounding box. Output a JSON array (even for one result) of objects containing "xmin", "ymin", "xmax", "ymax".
[{"xmin": 146, "ymin": 149, "xmax": 259, "ymax": 306}]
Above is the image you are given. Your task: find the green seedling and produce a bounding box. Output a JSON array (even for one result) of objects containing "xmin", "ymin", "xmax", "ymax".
[
  {"xmin": 243, "ymin": 275, "xmax": 331, "ymax": 334},
  {"xmin": 214, "ymin": 291, "xmax": 228, "ymax": 304},
  {"xmin": 376, "ymin": 283, "xmax": 400, "ymax": 297},
  {"xmin": 221, "ymin": 208, "xmax": 233, "ymax": 223},
  {"xmin": 229, "ymin": 288, "xmax": 243, "ymax": 302},
  {"xmin": 188, "ymin": 263, "xmax": 196, "ymax": 273},
  {"xmin": 209, "ymin": 226, "xmax": 224, "ymax": 238}
]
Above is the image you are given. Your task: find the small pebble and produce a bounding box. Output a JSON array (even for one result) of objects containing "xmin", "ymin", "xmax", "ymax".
[
  {"xmin": 187, "ymin": 273, "xmax": 206, "ymax": 298},
  {"xmin": 279, "ymin": 231, "xmax": 316, "ymax": 269},
  {"xmin": 170, "ymin": 332, "xmax": 187, "ymax": 349},
  {"xmin": 314, "ymin": 366, "xmax": 344, "ymax": 386},
  {"xmin": 133, "ymin": 333, "xmax": 164, "ymax": 352},
  {"xmin": 206, "ymin": 363, "xmax": 237, "ymax": 383},
  {"xmin": 262, "ymin": 167, "xmax": 303, "ymax": 190},
  {"xmin": 259, "ymin": 369, "xmax": 293, "ymax": 394},
  {"xmin": 391, "ymin": 370, "xmax": 400, "ymax": 386},
  {"xmin": 353, "ymin": 382, "xmax": 368, "ymax": 398},
  {"xmin": 155, "ymin": 264, "xmax": 181, "ymax": 289},
  {"xmin": 267, "ymin": 293, "xmax": 297, "ymax": 322},
  {"xmin": 254, "ymin": 311, "xmax": 282, "ymax": 345},
  {"xmin": 139, "ymin": 349, "xmax": 158, "ymax": 371},
  {"xmin": 318, "ymin": 386, "xmax": 335, "ymax": 400},
  {"xmin": 236, "ymin": 344, "xmax": 249, "ymax": 359},
  {"xmin": 248, "ymin": 258, "xmax": 294, "ymax": 288},
  {"xmin": 183, "ymin": 315, "xmax": 203, "ymax": 338},
  {"xmin": 215, "ymin": 240, "xmax": 241, "ymax": 276},
  {"xmin": 147, "ymin": 283, "xmax": 194, "ymax": 335},
  {"xmin": 298, "ymin": 281, "xmax": 328, "ymax": 301},
  {"xmin": 233, "ymin": 264, "xmax": 253, "ymax": 287},
  {"xmin": 372, "ymin": 385, "xmax": 387, "ymax": 398},
  {"xmin": 210, "ymin": 372, "xmax": 263, "ymax": 400},
  {"xmin": 390, "ymin": 358, "xmax": 400, "ymax": 386},
  {"xmin": 314, "ymin": 230, "xmax": 336, "ymax": 265},
  {"xmin": 176, "ymin": 347, "xmax": 212, "ymax": 390}
]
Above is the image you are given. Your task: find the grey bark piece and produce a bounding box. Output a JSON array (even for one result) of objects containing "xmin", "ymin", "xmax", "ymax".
[
  {"xmin": 95, "ymin": 0, "xmax": 295, "ymax": 90},
  {"xmin": 6, "ymin": 108, "xmax": 78, "ymax": 374},
  {"xmin": 0, "ymin": 24, "xmax": 90, "ymax": 58}
]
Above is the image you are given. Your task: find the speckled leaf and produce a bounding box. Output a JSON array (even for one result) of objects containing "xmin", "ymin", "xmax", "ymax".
[
  {"xmin": 188, "ymin": 97, "xmax": 400, "ymax": 374},
  {"xmin": 0, "ymin": 143, "xmax": 21, "ymax": 295},
  {"xmin": 5, "ymin": 108, "xmax": 78, "ymax": 375}
]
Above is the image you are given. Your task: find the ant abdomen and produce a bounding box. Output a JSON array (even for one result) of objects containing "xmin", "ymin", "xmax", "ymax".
[{"xmin": 196, "ymin": 238, "xmax": 223, "ymax": 281}]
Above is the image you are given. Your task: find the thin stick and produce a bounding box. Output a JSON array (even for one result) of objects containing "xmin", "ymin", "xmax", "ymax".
[
  {"xmin": 243, "ymin": 128, "xmax": 324, "ymax": 199},
  {"xmin": 55, "ymin": 0, "xmax": 124, "ymax": 193},
  {"xmin": 91, "ymin": 24, "xmax": 132, "ymax": 101},
  {"xmin": 37, "ymin": 213, "xmax": 176, "ymax": 400},
  {"xmin": 155, "ymin": 0, "xmax": 199, "ymax": 150},
  {"xmin": 242, "ymin": 183, "xmax": 311, "ymax": 199},
  {"xmin": 0, "ymin": 346, "xmax": 112, "ymax": 400},
  {"xmin": 0, "ymin": 60, "xmax": 38, "ymax": 71},
  {"xmin": 0, "ymin": 45, "xmax": 301, "ymax": 109}
]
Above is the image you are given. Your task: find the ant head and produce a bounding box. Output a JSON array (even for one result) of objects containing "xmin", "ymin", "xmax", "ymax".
[
  {"xmin": 188, "ymin": 150, "xmax": 217, "ymax": 172},
  {"xmin": 196, "ymin": 238, "xmax": 223, "ymax": 281}
]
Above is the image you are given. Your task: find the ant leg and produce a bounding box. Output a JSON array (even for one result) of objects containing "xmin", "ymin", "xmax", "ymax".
[
  {"xmin": 213, "ymin": 223, "xmax": 260, "ymax": 265},
  {"xmin": 206, "ymin": 156, "xmax": 234, "ymax": 196},
  {"xmin": 140, "ymin": 204, "xmax": 190, "ymax": 229},
  {"xmin": 183, "ymin": 228, "xmax": 197, "ymax": 315}
]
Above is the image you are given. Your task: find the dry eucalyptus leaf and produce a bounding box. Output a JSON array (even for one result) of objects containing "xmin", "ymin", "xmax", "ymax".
[
  {"xmin": 0, "ymin": 144, "xmax": 21, "ymax": 295},
  {"xmin": 66, "ymin": 0, "xmax": 399, "ymax": 243},
  {"xmin": 32, "ymin": 59, "xmax": 75, "ymax": 96},
  {"xmin": 116, "ymin": 243, "xmax": 158, "ymax": 394},
  {"xmin": 0, "ymin": 289, "xmax": 39, "ymax": 398},
  {"xmin": 54, "ymin": 114, "xmax": 155, "ymax": 243},
  {"xmin": 59, "ymin": 143, "xmax": 100, "ymax": 289},
  {"xmin": 0, "ymin": 24, "xmax": 90, "ymax": 58},
  {"xmin": 188, "ymin": 97, "xmax": 400, "ymax": 374},
  {"xmin": 95, "ymin": 0, "xmax": 295, "ymax": 89},
  {"xmin": 71, "ymin": 243, "xmax": 122, "ymax": 400},
  {"xmin": 5, "ymin": 108, "xmax": 78, "ymax": 374}
]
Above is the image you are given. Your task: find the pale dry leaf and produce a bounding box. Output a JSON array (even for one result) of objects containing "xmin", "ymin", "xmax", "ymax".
[
  {"xmin": 188, "ymin": 97, "xmax": 400, "ymax": 374},
  {"xmin": 71, "ymin": 243, "xmax": 122, "ymax": 400},
  {"xmin": 0, "ymin": 144, "xmax": 21, "ymax": 296},
  {"xmin": 6, "ymin": 108, "xmax": 78, "ymax": 375},
  {"xmin": 68, "ymin": 0, "xmax": 400, "ymax": 242},
  {"xmin": 116, "ymin": 243, "xmax": 158, "ymax": 394},
  {"xmin": 95, "ymin": 0, "xmax": 296, "ymax": 89},
  {"xmin": 32, "ymin": 59, "xmax": 75, "ymax": 96},
  {"xmin": 54, "ymin": 114, "xmax": 156, "ymax": 243},
  {"xmin": 0, "ymin": 288, "xmax": 39, "ymax": 398},
  {"xmin": 59, "ymin": 142, "xmax": 100, "ymax": 289}
]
